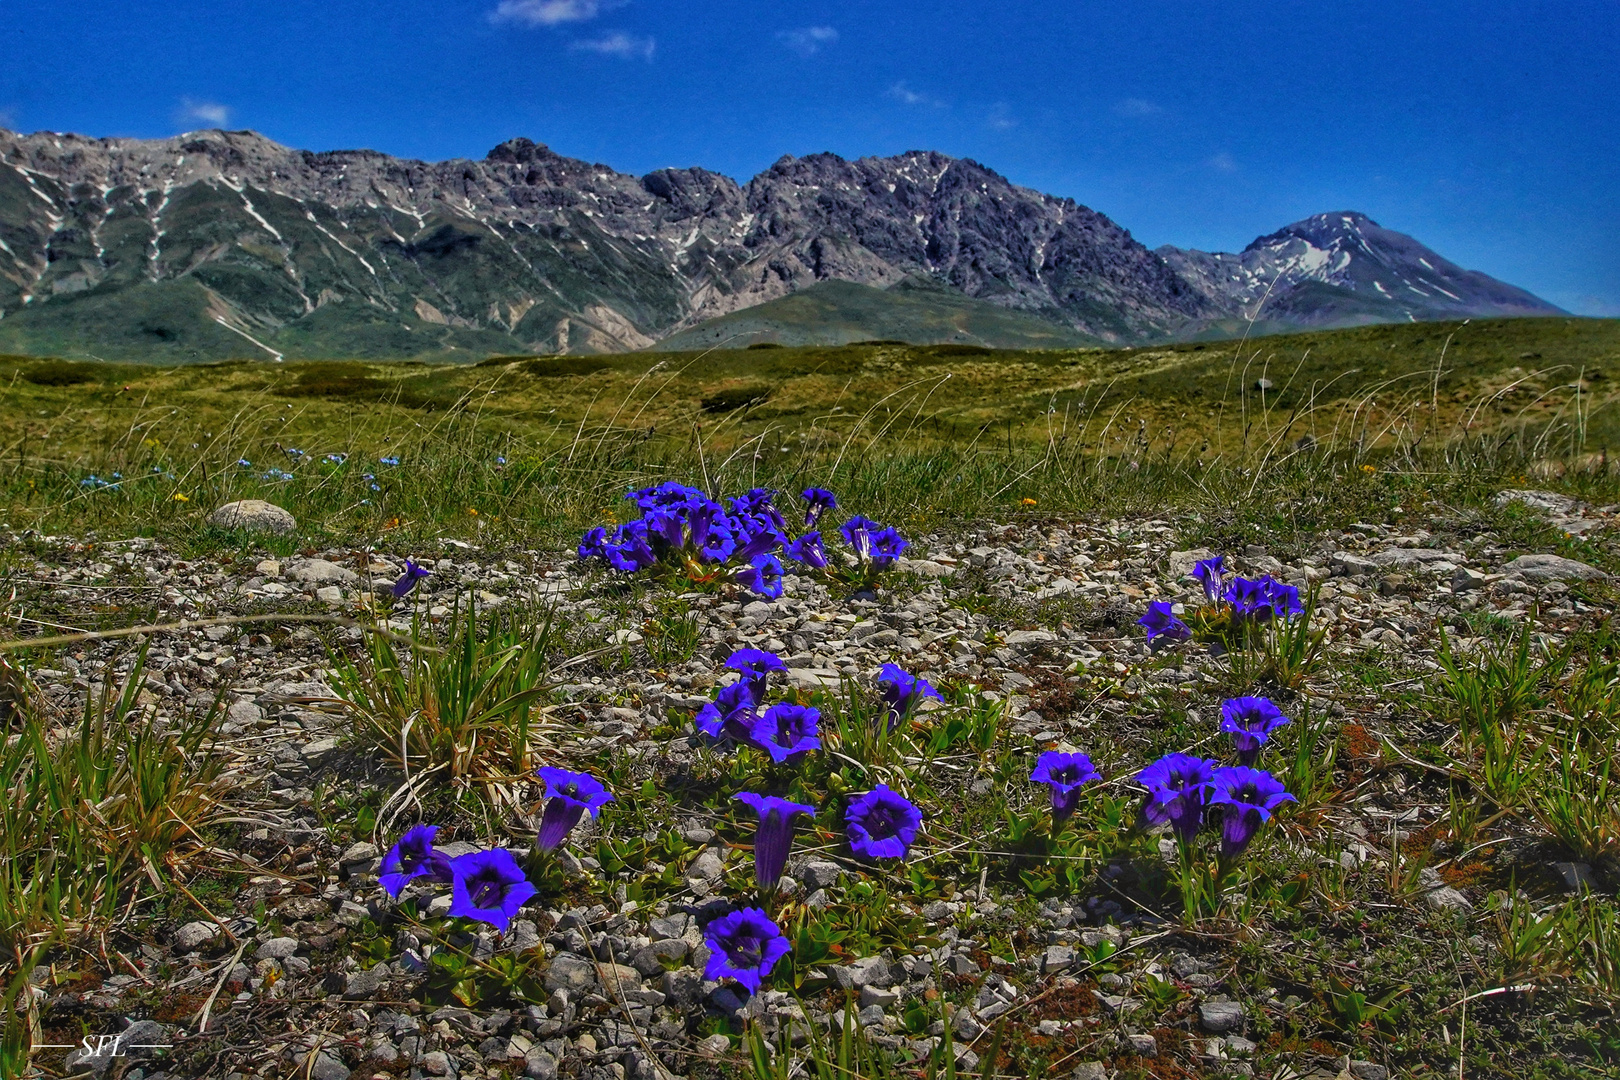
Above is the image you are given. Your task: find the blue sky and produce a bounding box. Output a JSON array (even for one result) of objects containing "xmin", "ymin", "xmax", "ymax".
[{"xmin": 3, "ymin": 0, "xmax": 1615, "ymax": 314}]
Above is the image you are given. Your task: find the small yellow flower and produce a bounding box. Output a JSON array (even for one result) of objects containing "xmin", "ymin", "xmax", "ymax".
[
  {"xmin": 468, "ymin": 507, "xmax": 479, "ymax": 516},
  {"xmin": 1021, "ymin": 497, "xmax": 1038, "ymax": 506},
  {"xmin": 1360, "ymin": 464, "xmax": 1377, "ymax": 474},
  {"xmin": 173, "ymin": 493, "xmax": 190, "ymax": 502}
]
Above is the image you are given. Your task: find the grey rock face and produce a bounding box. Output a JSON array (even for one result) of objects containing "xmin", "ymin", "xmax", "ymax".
[
  {"xmin": 1502, "ymin": 554, "xmax": 1609, "ymax": 582},
  {"xmin": 207, "ymin": 500, "xmax": 296, "ymax": 535},
  {"xmin": 289, "ymin": 558, "xmax": 359, "ymax": 584},
  {"xmin": 1198, "ymin": 1001, "xmax": 1244, "ymax": 1033}
]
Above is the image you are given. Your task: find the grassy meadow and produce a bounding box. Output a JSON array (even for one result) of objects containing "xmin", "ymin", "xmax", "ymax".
[{"xmin": 2, "ymin": 315, "xmax": 1619, "ymax": 552}]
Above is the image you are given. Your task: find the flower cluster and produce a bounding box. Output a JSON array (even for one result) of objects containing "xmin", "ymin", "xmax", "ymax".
[
  {"xmin": 1136, "ymin": 694, "xmax": 1296, "ymax": 858},
  {"xmin": 1139, "ymin": 553, "xmax": 1306, "ymax": 646},
  {"xmin": 694, "ymin": 649, "xmax": 824, "ymax": 762},
  {"xmin": 577, "ymin": 483, "xmax": 908, "ymax": 600},
  {"xmin": 377, "ymin": 825, "xmax": 537, "ymax": 934}
]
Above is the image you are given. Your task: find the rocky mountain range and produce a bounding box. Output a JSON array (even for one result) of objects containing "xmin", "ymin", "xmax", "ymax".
[{"xmin": 0, "ymin": 127, "xmax": 1563, "ymax": 360}]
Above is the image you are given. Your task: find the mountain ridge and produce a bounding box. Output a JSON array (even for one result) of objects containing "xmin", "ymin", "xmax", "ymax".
[{"xmin": 0, "ymin": 127, "xmax": 1562, "ymax": 361}]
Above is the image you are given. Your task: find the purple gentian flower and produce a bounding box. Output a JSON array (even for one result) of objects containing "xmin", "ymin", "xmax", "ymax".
[
  {"xmin": 1223, "ymin": 576, "xmax": 1273, "ymax": 620},
  {"xmin": 839, "ymin": 516, "xmax": 879, "ymax": 560},
  {"xmin": 845, "ymin": 784, "xmax": 923, "ymax": 860},
  {"xmin": 750, "ymin": 703, "xmax": 822, "ymax": 763},
  {"xmin": 1262, "ymin": 577, "xmax": 1304, "ymax": 620},
  {"xmin": 730, "ymin": 488, "xmax": 785, "ymax": 530},
  {"xmin": 736, "ymin": 553, "xmax": 785, "ymax": 600},
  {"xmin": 876, "ymin": 663, "xmax": 941, "ymax": 729},
  {"xmin": 378, "ymin": 824, "xmax": 451, "ymax": 899},
  {"xmin": 734, "ymin": 793, "xmax": 817, "ymax": 891},
  {"xmin": 727, "ymin": 648, "xmax": 786, "ymax": 684},
  {"xmin": 784, "ymin": 531, "xmax": 829, "ymax": 570},
  {"xmin": 703, "ymin": 907, "xmax": 791, "ymax": 994},
  {"xmin": 1137, "ymin": 753, "xmax": 1217, "ymax": 842},
  {"xmin": 733, "ymin": 515, "xmax": 786, "ymax": 563},
  {"xmin": 695, "ymin": 680, "xmax": 759, "ymax": 740},
  {"xmin": 644, "ymin": 508, "xmax": 686, "ymax": 549},
  {"xmin": 629, "ymin": 481, "xmax": 707, "ymax": 512},
  {"xmin": 1029, "ymin": 751, "xmax": 1102, "ymax": 823},
  {"xmin": 699, "ymin": 519, "xmax": 737, "ymax": 562},
  {"xmin": 1209, "ymin": 766, "xmax": 1295, "ymax": 857},
  {"xmin": 1220, "ymin": 696, "xmax": 1292, "ymax": 765},
  {"xmin": 391, "ymin": 558, "xmax": 432, "ymax": 598},
  {"xmin": 868, "ymin": 527, "xmax": 908, "ymax": 569},
  {"xmin": 800, "ymin": 487, "xmax": 838, "ymax": 527},
  {"xmin": 1192, "ymin": 556, "xmax": 1225, "ymax": 603},
  {"xmin": 446, "ymin": 848, "xmax": 538, "ymax": 933},
  {"xmin": 605, "ymin": 523, "xmax": 658, "ymax": 572},
  {"xmin": 577, "ymin": 526, "xmax": 611, "ymax": 561},
  {"xmin": 534, "ymin": 767, "xmax": 614, "ymax": 851},
  {"xmin": 1138, "ymin": 601, "xmax": 1192, "ymax": 645}
]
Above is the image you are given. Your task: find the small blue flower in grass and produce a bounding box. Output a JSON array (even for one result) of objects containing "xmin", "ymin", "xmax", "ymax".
[
  {"xmin": 446, "ymin": 848, "xmax": 538, "ymax": 933},
  {"xmin": 577, "ymin": 527, "xmax": 611, "ymax": 561},
  {"xmin": 1209, "ymin": 766, "xmax": 1295, "ymax": 857},
  {"xmin": 1029, "ymin": 751, "xmax": 1101, "ymax": 824},
  {"xmin": 1192, "ymin": 556, "xmax": 1225, "ymax": 603},
  {"xmin": 876, "ymin": 663, "xmax": 941, "ymax": 728},
  {"xmin": 869, "ymin": 527, "xmax": 908, "ymax": 569},
  {"xmin": 734, "ymin": 519, "xmax": 786, "ymax": 563},
  {"xmin": 1220, "ymin": 696, "xmax": 1291, "ymax": 765},
  {"xmin": 784, "ymin": 531, "xmax": 828, "ymax": 570},
  {"xmin": 392, "ymin": 558, "xmax": 431, "ymax": 598},
  {"xmin": 1138, "ymin": 601, "xmax": 1191, "ymax": 646},
  {"xmin": 840, "ymin": 515, "xmax": 907, "ymax": 567},
  {"xmin": 703, "ymin": 907, "xmax": 790, "ymax": 994},
  {"xmin": 800, "ymin": 487, "xmax": 837, "ymax": 527},
  {"xmin": 845, "ymin": 784, "xmax": 922, "ymax": 860},
  {"xmin": 378, "ymin": 824, "xmax": 451, "ymax": 899},
  {"xmin": 1263, "ymin": 578, "xmax": 1304, "ymax": 620},
  {"xmin": 379, "ymin": 455, "xmax": 401, "ymax": 466},
  {"xmin": 235, "ymin": 458, "xmax": 252, "ymax": 468},
  {"xmin": 750, "ymin": 703, "xmax": 821, "ymax": 763},
  {"xmin": 534, "ymin": 767, "xmax": 614, "ymax": 852},
  {"xmin": 695, "ymin": 680, "xmax": 759, "ymax": 740},
  {"xmin": 734, "ymin": 793, "xmax": 817, "ymax": 891},
  {"xmin": 1137, "ymin": 753, "xmax": 1217, "ymax": 843},
  {"xmin": 736, "ymin": 554, "xmax": 785, "ymax": 600}
]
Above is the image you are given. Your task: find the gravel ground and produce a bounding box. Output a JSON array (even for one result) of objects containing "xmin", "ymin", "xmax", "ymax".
[{"xmin": 8, "ymin": 487, "xmax": 1616, "ymax": 1080}]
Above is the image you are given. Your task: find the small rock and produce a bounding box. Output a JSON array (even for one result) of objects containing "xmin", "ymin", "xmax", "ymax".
[
  {"xmin": 298, "ymin": 1050, "xmax": 349, "ymax": 1080},
  {"xmin": 302, "ymin": 737, "xmax": 340, "ymax": 765},
  {"xmin": 345, "ymin": 964, "xmax": 389, "ymax": 999},
  {"xmin": 1071, "ymin": 1064, "xmax": 1108, "ymax": 1080},
  {"xmin": 687, "ymin": 848, "xmax": 726, "ymax": 882},
  {"xmin": 1503, "ymin": 554, "xmax": 1609, "ymax": 582},
  {"xmin": 172, "ymin": 921, "xmax": 217, "ymax": 952},
  {"xmin": 1452, "ymin": 566, "xmax": 1489, "ymax": 592},
  {"xmin": 1552, "ymin": 861, "xmax": 1595, "ymax": 892},
  {"xmin": 786, "ymin": 668, "xmax": 842, "ymax": 691},
  {"xmin": 799, "ymin": 861, "xmax": 844, "ymax": 892},
  {"xmin": 1124, "ymin": 1033, "xmax": 1158, "ymax": 1055},
  {"xmin": 418, "ymin": 1050, "xmax": 453, "ymax": 1076},
  {"xmin": 859, "ymin": 985, "xmax": 900, "ymax": 1009},
  {"xmin": 697, "ymin": 1034, "xmax": 730, "ymax": 1059},
  {"xmin": 289, "ymin": 557, "xmax": 360, "ymax": 584},
  {"xmin": 1004, "ymin": 629, "xmax": 1057, "ymax": 649},
  {"xmin": 1043, "ymin": 945, "xmax": 1074, "ymax": 973},
  {"xmin": 544, "ymin": 954, "xmax": 597, "ymax": 993},
  {"xmin": 1332, "ymin": 552, "xmax": 1379, "ymax": 576},
  {"xmin": 208, "ymin": 499, "xmax": 297, "ymax": 536},
  {"xmin": 524, "ymin": 1050, "xmax": 558, "ymax": 1080},
  {"xmin": 315, "ymin": 585, "xmax": 344, "ymax": 603},
  {"xmin": 1198, "ymin": 1001, "xmax": 1243, "ymax": 1033},
  {"xmin": 1349, "ymin": 1061, "xmax": 1389, "ymax": 1080},
  {"xmin": 1494, "ymin": 489, "xmax": 1586, "ymax": 516},
  {"xmin": 1426, "ymin": 886, "xmax": 1473, "ymax": 912},
  {"xmin": 255, "ymin": 936, "xmax": 300, "ymax": 960}
]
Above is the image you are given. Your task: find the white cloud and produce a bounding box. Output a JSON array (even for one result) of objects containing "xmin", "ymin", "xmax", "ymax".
[
  {"xmin": 888, "ymin": 81, "xmax": 941, "ymax": 107},
  {"xmin": 777, "ymin": 26, "xmax": 838, "ymax": 57},
  {"xmin": 179, "ymin": 99, "xmax": 231, "ymax": 127},
  {"xmin": 1207, "ymin": 152, "xmax": 1238, "ymax": 173},
  {"xmin": 490, "ymin": 0, "xmax": 604, "ymax": 26},
  {"xmin": 1114, "ymin": 98, "xmax": 1161, "ymax": 118},
  {"xmin": 571, "ymin": 31, "xmax": 655, "ymax": 59},
  {"xmin": 987, "ymin": 103, "xmax": 1017, "ymax": 130}
]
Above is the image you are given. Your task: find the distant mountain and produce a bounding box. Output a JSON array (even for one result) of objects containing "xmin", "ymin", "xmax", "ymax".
[
  {"xmin": 0, "ymin": 128, "xmax": 1562, "ymax": 361},
  {"xmin": 1158, "ymin": 212, "xmax": 1563, "ymax": 330}
]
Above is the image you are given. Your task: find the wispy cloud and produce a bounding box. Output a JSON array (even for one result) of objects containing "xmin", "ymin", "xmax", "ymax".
[
  {"xmin": 987, "ymin": 103, "xmax": 1017, "ymax": 130},
  {"xmin": 178, "ymin": 99, "xmax": 231, "ymax": 127},
  {"xmin": 490, "ymin": 0, "xmax": 606, "ymax": 26},
  {"xmin": 571, "ymin": 31, "xmax": 655, "ymax": 59},
  {"xmin": 1114, "ymin": 97, "xmax": 1161, "ymax": 118},
  {"xmin": 777, "ymin": 26, "xmax": 837, "ymax": 57},
  {"xmin": 888, "ymin": 81, "xmax": 942, "ymax": 108},
  {"xmin": 1207, "ymin": 152, "xmax": 1238, "ymax": 173}
]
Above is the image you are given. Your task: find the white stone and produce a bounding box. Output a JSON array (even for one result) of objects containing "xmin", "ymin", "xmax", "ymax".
[{"xmin": 208, "ymin": 499, "xmax": 296, "ymax": 535}]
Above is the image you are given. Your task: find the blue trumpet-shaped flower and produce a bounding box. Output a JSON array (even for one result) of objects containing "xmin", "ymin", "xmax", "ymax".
[
  {"xmin": 845, "ymin": 784, "xmax": 922, "ymax": 860},
  {"xmin": 446, "ymin": 848, "xmax": 538, "ymax": 933},
  {"xmin": 736, "ymin": 553, "xmax": 785, "ymax": 600},
  {"xmin": 800, "ymin": 487, "xmax": 837, "ymax": 527},
  {"xmin": 1137, "ymin": 753, "xmax": 1217, "ymax": 842},
  {"xmin": 1029, "ymin": 751, "xmax": 1102, "ymax": 823},
  {"xmin": 1137, "ymin": 601, "xmax": 1192, "ymax": 645},
  {"xmin": 1219, "ymin": 696, "xmax": 1291, "ymax": 765},
  {"xmin": 534, "ymin": 767, "xmax": 614, "ymax": 851},
  {"xmin": 695, "ymin": 680, "xmax": 759, "ymax": 740},
  {"xmin": 703, "ymin": 907, "xmax": 790, "ymax": 994},
  {"xmin": 378, "ymin": 824, "xmax": 451, "ymax": 898},
  {"xmin": 876, "ymin": 663, "xmax": 941, "ymax": 728},
  {"xmin": 1192, "ymin": 555, "xmax": 1226, "ymax": 603},
  {"xmin": 727, "ymin": 648, "xmax": 786, "ymax": 689},
  {"xmin": 734, "ymin": 793, "xmax": 817, "ymax": 891},
  {"xmin": 750, "ymin": 703, "xmax": 821, "ymax": 763},
  {"xmin": 1209, "ymin": 766, "xmax": 1295, "ymax": 857},
  {"xmin": 392, "ymin": 558, "xmax": 431, "ymax": 598},
  {"xmin": 784, "ymin": 531, "xmax": 828, "ymax": 570}
]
